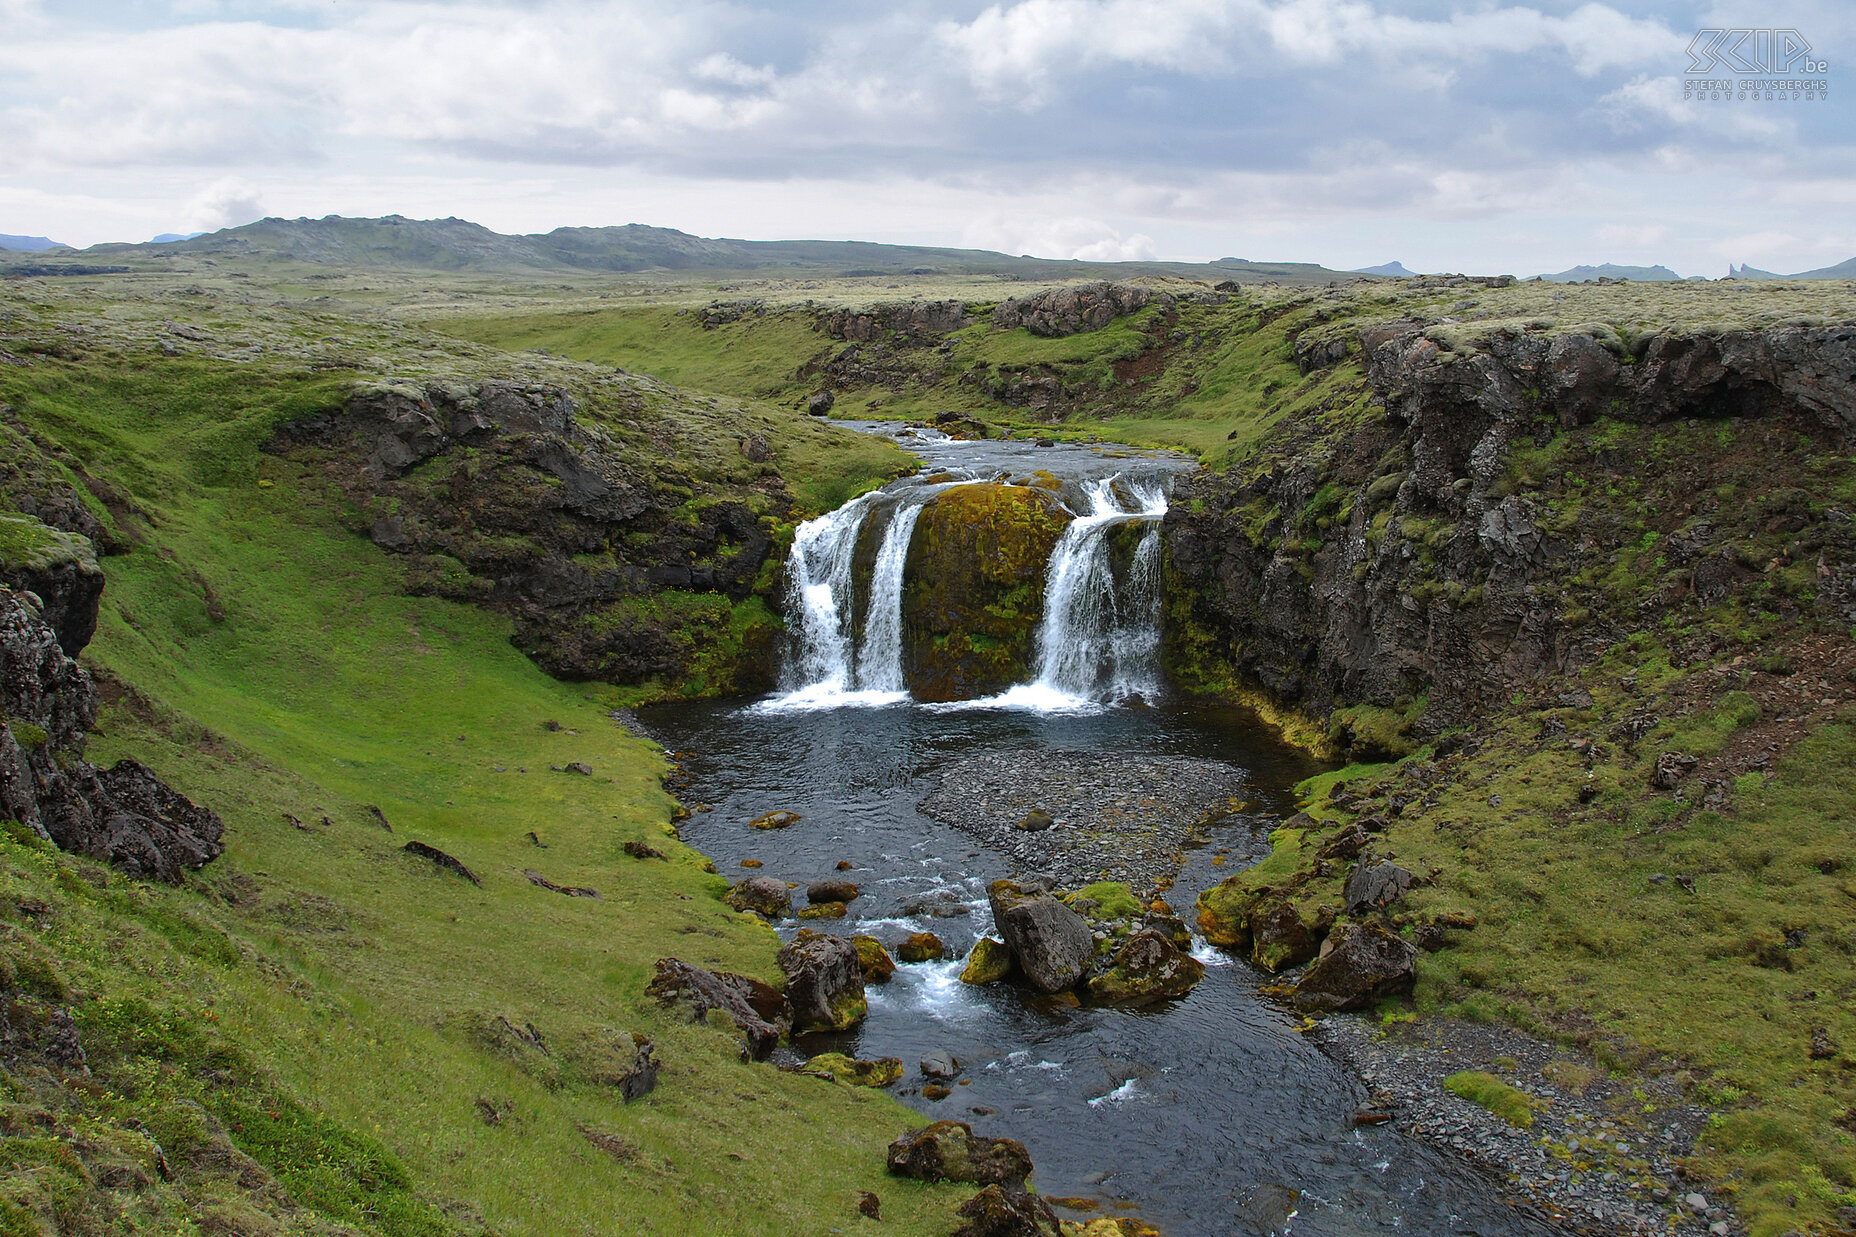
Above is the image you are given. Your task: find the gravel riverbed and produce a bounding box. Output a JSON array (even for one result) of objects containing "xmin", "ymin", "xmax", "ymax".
[{"xmin": 917, "ymin": 748, "xmax": 1254, "ymax": 888}]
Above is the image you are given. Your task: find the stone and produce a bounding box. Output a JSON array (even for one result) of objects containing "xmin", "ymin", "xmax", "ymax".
[
  {"xmin": 1086, "ymin": 929, "xmax": 1206, "ymax": 1006},
  {"xmin": 960, "ymin": 937, "xmax": 1014, "ymax": 985},
  {"xmin": 951, "ymin": 1185, "xmax": 1062, "ymax": 1237},
  {"xmin": 739, "ymin": 433, "xmax": 771, "ymax": 462},
  {"xmin": 1248, "ymin": 898, "xmax": 1317, "ymax": 973},
  {"xmin": 622, "ymin": 840, "xmax": 665, "ymax": 860},
  {"xmin": 1344, "ymin": 859, "xmax": 1413, "ymax": 914},
  {"xmin": 886, "ymin": 1121, "xmax": 1034, "ymax": 1188},
  {"xmin": 796, "ymin": 901, "xmax": 847, "ymax": 919},
  {"xmin": 562, "ymin": 761, "xmax": 593, "ymax": 776},
  {"xmin": 523, "ymin": 869, "xmax": 599, "ymax": 898},
  {"xmin": 645, "ymin": 958, "xmax": 788, "ymax": 1060},
  {"xmin": 903, "ymin": 486, "xmax": 1072, "ymax": 701},
  {"xmin": 899, "ymin": 932, "xmax": 946, "ymax": 962},
  {"xmin": 806, "ymin": 390, "xmax": 835, "ymax": 415},
  {"xmin": 724, "ymin": 876, "xmax": 791, "ymax": 919},
  {"xmin": 778, "ymin": 931, "xmax": 867, "ymax": 1032},
  {"xmin": 920, "ymin": 1050, "xmax": 960, "ymax": 1079},
  {"xmin": 1014, "ymin": 808, "xmax": 1054, "ymax": 831},
  {"xmin": 801, "ymin": 1052, "xmax": 903, "ymax": 1087},
  {"xmin": 923, "ymin": 1083, "xmax": 952, "ymax": 1100},
  {"xmin": 1290, "ymin": 921, "xmax": 1418, "ymax": 1012},
  {"xmin": 901, "ymin": 889, "xmax": 973, "ymax": 917},
  {"xmin": 807, "ymin": 878, "xmax": 859, "ymax": 904},
  {"xmin": 858, "ymin": 1192, "xmax": 881, "ymax": 1220},
  {"xmin": 1195, "ymin": 876, "xmax": 1262, "ymax": 950},
  {"xmin": 1651, "ymin": 752, "xmax": 1699, "ymax": 790},
  {"xmin": 1318, "ymin": 822, "xmax": 1372, "ymax": 861},
  {"xmin": 989, "ymin": 880, "xmax": 1093, "ymax": 993},
  {"xmin": 1685, "ymin": 1192, "xmax": 1708, "ymax": 1213},
  {"xmin": 403, "ymin": 840, "xmax": 482, "ymax": 886},
  {"xmin": 749, "ymin": 809, "xmax": 802, "ymax": 830},
  {"xmin": 851, "ymin": 935, "xmax": 897, "ymax": 983}
]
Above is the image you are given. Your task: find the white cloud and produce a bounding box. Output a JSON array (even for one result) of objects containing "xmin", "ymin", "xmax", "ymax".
[
  {"xmin": 960, "ymin": 213, "xmax": 1157, "ymax": 261},
  {"xmin": 186, "ymin": 176, "xmax": 266, "ymax": 230}
]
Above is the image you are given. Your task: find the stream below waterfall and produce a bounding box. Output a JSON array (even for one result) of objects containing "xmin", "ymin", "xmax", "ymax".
[{"xmin": 644, "ymin": 427, "xmax": 1557, "ymax": 1236}]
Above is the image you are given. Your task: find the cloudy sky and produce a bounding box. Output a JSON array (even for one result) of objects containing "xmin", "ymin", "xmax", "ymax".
[{"xmin": 1, "ymin": 0, "xmax": 1849, "ymax": 275}]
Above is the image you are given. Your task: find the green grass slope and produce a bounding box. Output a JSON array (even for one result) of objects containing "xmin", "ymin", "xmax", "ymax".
[{"xmin": 0, "ymin": 293, "xmax": 966, "ymax": 1235}]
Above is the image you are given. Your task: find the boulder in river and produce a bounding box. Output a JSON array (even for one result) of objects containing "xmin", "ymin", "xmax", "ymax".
[
  {"xmin": 1086, "ymin": 929, "xmax": 1206, "ymax": 1006},
  {"xmin": 899, "ymin": 932, "xmax": 946, "ymax": 962},
  {"xmin": 801, "ymin": 1052, "xmax": 903, "ymax": 1087},
  {"xmin": 1290, "ymin": 921, "xmax": 1418, "ymax": 1012},
  {"xmin": 960, "ymin": 937, "xmax": 1014, "ymax": 985},
  {"xmin": 952, "ymin": 1185, "xmax": 1062, "ymax": 1237},
  {"xmin": 724, "ymin": 876, "xmax": 791, "ymax": 919},
  {"xmin": 851, "ymin": 934, "xmax": 897, "ymax": 983},
  {"xmin": 1248, "ymin": 897, "xmax": 1318, "ymax": 973},
  {"xmin": 886, "ymin": 1120, "xmax": 1034, "ymax": 1187},
  {"xmin": 778, "ymin": 931, "xmax": 867, "ymax": 1031},
  {"xmin": 989, "ymin": 880, "xmax": 1093, "ymax": 993},
  {"xmin": 749, "ymin": 809, "xmax": 803, "ymax": 829},
  {"xmin": 645, "ymin": 958, "xmax": 788, "ymax": 1060},
  {"xmin": 808, "ymin": 878, "xmax": 859, "ymax": 904}
]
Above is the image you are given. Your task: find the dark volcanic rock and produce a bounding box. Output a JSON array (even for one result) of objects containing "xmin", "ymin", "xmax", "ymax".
[
  {"xmin": 266, "ymin": 380, "xmax": 784, "ymax": 696},
  {"xmin": 725, "ymin": 875, "xmax": 793, "ymax": 918},
  {"xmin": 1344, "ymin": 858, "xmax": 1413, "ymax": 913},
  {"xmin": 988, "ymin": 880, "xmax": 1092, "ymax": 992},
  {"xmin": 952, "ymin": 1186, "xmax": 1062, "ymax": 1237},
  {"xmin": 902, "ymin": 484, "xmax": 1070, "ymax": 701},
  {"xmin": 1163, "ymin": 322, "xmax": 1856, "ymax": 749},
  {"xmin": 645, "ymin": 958, "xmax": 788, "ymax": 1060},
  {"xmin": 1291, "ymin": 921, "xmax": 1418, "ymax": 1012},
  {"xmin": 0, "ymin": 586, "xmax": 223, "ymax": 882},
  {"xmin": 991, "ymin": 283, "xmax": 1170, "ymax": 338},
  {"xmin": 1086, "ymin": 928, "xmax": 1206, "ymax": 1006},
  {"xmin": 777, "ymin": 930, "xmax": 867, "ymax": 1031},
  {"xmin": 403, "ymin": 840, "xmax": 482, "ymax": 886},
  {"xmin": 886, "ymin": 1120, "xmax": 1034, "ymax": 1188}
]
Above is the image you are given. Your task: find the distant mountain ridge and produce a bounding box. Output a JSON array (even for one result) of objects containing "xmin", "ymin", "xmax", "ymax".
[
  {"xmin": 1537, "ymin": 263, "xmax": 1687, "ymax": 283},
  {"xmin": 1353, "ymin": 261, "xmax": 1418, "ymax": 277},
  {"xmin": 35, "ymin": 215, "xmax": 1349, "ymax": 285},
  {"xmin": 0, "ymin": 234, "xmax": 68, "ymax": 252}
]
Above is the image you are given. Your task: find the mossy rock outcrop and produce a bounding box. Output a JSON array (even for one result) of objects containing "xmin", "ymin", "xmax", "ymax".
[
  {"xmin": 800, "ymin": 1052, "xmax": 903, "ymax": 1087},
  {"xmin": 902, "ymin": 484, "xmax": 1071, "ymax": 701}
]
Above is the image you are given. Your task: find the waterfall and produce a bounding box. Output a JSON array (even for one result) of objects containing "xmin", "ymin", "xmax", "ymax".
[
  {"xmin": 856, "ymin": 500, "xmax": 930, "ymax": 693},
  {"xmin": 763, "ymin": 463, "xmax": 1170, "ymax": 714},
  {"xmin": 1016, "ymin": 476, "xmax": 1169, "ymax": 707}
]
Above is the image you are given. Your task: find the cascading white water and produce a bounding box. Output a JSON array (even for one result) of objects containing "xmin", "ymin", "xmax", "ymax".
[
  {"xmin": 856, "ymin": 500, "xmax": 931, "ymax": 693},
  {"xmin": 1015, "ymin": 476, "xmax": 1169, "ymax": 706},
  {"xmin": 764, "ymin": 443, "xmax": 1174, "ymax": 713}
]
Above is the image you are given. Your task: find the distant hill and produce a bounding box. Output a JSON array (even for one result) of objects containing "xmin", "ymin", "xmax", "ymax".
[
  {"xmin": 0, "ymin": 234, "xmax": 67, "ymax": 252},
  {"xmin": 149, "ymin": 232, "xmax": 208, "ymax": 244},
  {"xmin": 1537, "ymin": 263, "xmax": 1685, "ymax": 283},
  {"xmin": 1789, "ymin": 256, "xmax": 1856, "ymax": 280},
  {"xmin": 17, "ymin": 214, "xmax": 1355, "ymax": 286},
  {"xmin": 1353, "ymin": 261, "xmax": 1417, "ymax": 277},
  {"xmin": 1729, "ymin": 263, "xmax": 1784, "ymax": 279}
]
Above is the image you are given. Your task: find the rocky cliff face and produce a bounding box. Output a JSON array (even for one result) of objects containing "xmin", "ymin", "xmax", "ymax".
[
  {"xmin": 1164, "ymin": 323, "xmax": 1856, "ymax": 753},
  {"xmin": 901, "ymin": 484, "xmax": 1071, "ymax": 700},
  {"xmin": 267, "ymin": 379, "xmax": 787, "ymax": 693},
  {"xmin": 0, "ymin": 585, "xmax": 223, "ymax": 880}
]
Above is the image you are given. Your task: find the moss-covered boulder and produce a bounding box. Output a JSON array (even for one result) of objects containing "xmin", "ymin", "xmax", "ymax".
[
  {"xmin": 899, "ymin": 932, "xmax": 946, "ymax": 962},
  {"xmin": 1196, "ymin": 876, "xmax": 1264, "ymax": 950},
  {"xmin": 801, "ymin": 1052, "xmax": 904, "ymax": 1087},
  {"xmin": 960, "ymin": 937, "xmax": 1014, "ymax": 985},
  {"xmin": 776, "ymin": 932, "xmax": 867, "ymax": 1032},
  {"xmin": 851, "ymin": 935, "xmax": 897, "ymax": 983},
  {"xmin": 1249, "ymin": 898, "xmax": 1318, "ymax": 973},
  {"xmin": 1086, "ymin": 929, "xmax": 1205, "ymax": 1006},
  {"xmin": 902, "ymin": 484, "xmax": 1071, "ymax": 701},
  {"xmin": 0, "ymin": 511, "xmax": 103, "ymax": 655}
]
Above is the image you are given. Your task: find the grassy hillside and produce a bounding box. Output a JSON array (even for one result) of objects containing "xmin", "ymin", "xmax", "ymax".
[{"xmin": 0, "ymin": 284, "xmax": 967, "ymax": 1235}]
